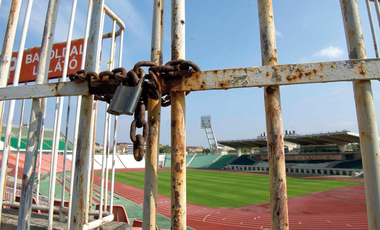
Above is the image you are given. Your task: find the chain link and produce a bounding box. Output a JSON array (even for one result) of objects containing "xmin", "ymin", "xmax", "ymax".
[
  {"xmin": 130, "ymin": 102, "xmax": 149, "ymax": 161},
  {"xmin": 149, "ymin": 59, "xmax": 200, "ymax": 106},
  {"xmin": 68, "ymin": 59, "xmax": 200, "ymax": 161}
]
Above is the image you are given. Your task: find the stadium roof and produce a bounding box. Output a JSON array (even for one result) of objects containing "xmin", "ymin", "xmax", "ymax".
[
  {"xmin": 219, "ymin": 130, "xmax": 361, "ymax": 149},
  {"xmin": 219, "ymin": 137, "xmax": 268, "ymax": 148},
  {"xmin": 283, "ymin": 130, "xmax": 360, "ymax": 145}
]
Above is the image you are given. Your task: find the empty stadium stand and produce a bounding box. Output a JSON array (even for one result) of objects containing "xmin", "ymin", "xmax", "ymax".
[
  {"xmin": 207, "ymin": 154, "xmax": 237, "ymax": 169},
  {"xmin": 332, "ymin": 159, "xmax": 363, "ymax": 169},
  {"xmin": 1, "ymin": 126, "xmax": 73, "ymax": 151},
  {"xmin": 229, "ymin": 155, "xmax": 256, "ymax": 165},
  {"xmin": 187, "ymin": 155, "xmax": 219, "ymax": 168}
]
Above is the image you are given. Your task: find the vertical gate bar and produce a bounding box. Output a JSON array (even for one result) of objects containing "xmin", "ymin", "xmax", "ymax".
[
  {"xmin": 54, "ymin": 0, "xmax": 78, "ymax": 222},
  {"xmin": 110, "ymin": 115, "xmax": 117, "ymax": 210},
  {"xmin": 9, "ymin": 0, "xmax": 34, "ymax": 201},
  {"xmin": 17, "ymin": 0, "xmax": 60, "ymax": 228},
  {"xmin": 171, "ymin": 0, "xmax": 186, "ymax": 229},
  {"xmin": 59, "ymin": 95, "xmax": 71, "ymax": 221},
  {"xmin": 49, "ymin": 87, "xmax": 60, "ymax": 193},
  {"xmin": 49, "ymin": 0, "xmax": 78, "ymax": 225},
  {"xmin": 50, "ymin": 95, "xmax": 59, "ymax": 171},
  {"xmin": 366, "ymin": 0, "xmax": 379, "ymax": 57},
  {"xmin": 257, "ymin": 0, "xmax": 289, "ymax": 229},
  {"xmin": 36, "ymin": 97, "xmax": 47, "ymax": 204},
  {"xmin": 0, "ymin": 102, "xmax": 5, "ymax": 151},
  {"xmin": 85, "ymin": 98, "xmax": 97, "ymax": 224},
  {"xmin": 340, "ymin": 1, "xmax": 380, "ymax": 229},
  {"xmin": 104, "ymin": 20, "xmax": 116, "ymax": 214},
  {"xmin": 0, "ymin": 0, "xmax": 23, "ymax": 222},
  {"xmin": 110, "ymin": 29, "xmax": 124, "ymax": 213},
  {"xmin": 373, "ymin": 0, "xmax": 380, "ymax": 26},
  {"xmin": 143, "ymin": 0, "xmax": 164, "ymax": 229},
  {"xmin": 48, "ymin": 85, "xmax": 61, "ymax": 228},
  {"xmin": 10, "ymin": 0, "xmax": 34, "ymax": 201},
  {"xmin": 13, "ymin": 83, "xmax": 27, "ymax": 202},
  {"xmin": 50, "ymin": 78, "xmax": 62, "ymax": 172},
  {"xmin": 67, "ymin": 1, "xmax": 92, "ymax": 228},
  {"xmin": 88, "ymin": 11, "xmax": 105, "ymax": 215},
  {"xmin": 105, "ymin": 112, "xmax": 111, "ymax": 211},
  {"xmin": 0, "ymin": 0, "xmax": 22, "ymax": 88},
  {"xmin": 70, "ymin": 94, "xmax": 94, "ymax": 228},
  {"xmin": 89, "ymin": 100, "xmax": 98, "ymax": 212},
  {"xmin": 99, "ymin": 107, "xmax": 110, "ymax": 218},
  {"xmin": 70, "ymin": 0, "xmax": 104, "ymax": 227}
]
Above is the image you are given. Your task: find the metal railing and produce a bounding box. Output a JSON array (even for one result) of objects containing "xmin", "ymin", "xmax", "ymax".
[
  {"xmin": 0, "ymin": 1, "xmax": 125, "ymax": 229},
  {"xmin": 0, "ymin": 0, "xmax": 379, "ymax": 230}
]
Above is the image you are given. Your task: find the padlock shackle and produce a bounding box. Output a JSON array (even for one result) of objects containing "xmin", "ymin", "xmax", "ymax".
[{"xmin": 137, "ymin": 69, "xmax": 146, "ymax": 87}]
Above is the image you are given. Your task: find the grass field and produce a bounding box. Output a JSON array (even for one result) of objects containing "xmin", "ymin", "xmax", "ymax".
[{"xmin": 112, "ymin": 170, "xmax": 361, "ymax": 209}]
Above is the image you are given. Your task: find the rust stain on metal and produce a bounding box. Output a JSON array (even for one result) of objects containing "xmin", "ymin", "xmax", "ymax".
[
  {"xmin": 266, "ymin": 86, "xmax": 276, "ymax": 94},
  {"xmin": 22, "ymin": 174, "xmax": 28, "ymax": 187},
  {"xmin": 175, "ymin": 162, "xmax": 182, "ymax": 173},
  {"xmin": 286, "ymin": 67, "xmax": 319, "ymax": 82},
  {"xmin": 359, "ymin": 62, "xmax": 366, "ymax": 76}
]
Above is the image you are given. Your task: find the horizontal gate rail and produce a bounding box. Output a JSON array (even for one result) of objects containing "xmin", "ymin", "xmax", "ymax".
[
  {"xmin": 167, "ymin": 58, "xmax": 380, "ymax": 91},
  {"xmin": 1, "ymin": 58, "xmax": 379, "ymax": 101}
]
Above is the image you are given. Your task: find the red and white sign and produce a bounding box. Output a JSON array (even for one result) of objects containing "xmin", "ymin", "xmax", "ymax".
[{"xmin": 7, "ymin": 39, "xmax": 84, "ymax": 85}]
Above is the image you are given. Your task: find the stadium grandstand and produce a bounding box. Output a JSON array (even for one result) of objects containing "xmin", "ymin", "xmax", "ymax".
[
  {"xmin": 151, "ymin": 130, "xmax": 368, "ymax": 177},
  {"xmin": 214, "ymin": 130, "xmax": 366, "ymax": 176},
  {"xmin": 1, "ymin": 125, "xmax": 73, "ymax": 152}
]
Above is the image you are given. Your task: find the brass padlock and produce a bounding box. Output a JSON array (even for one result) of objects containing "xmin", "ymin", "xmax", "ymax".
[{"xmin": 107, "ymin": 75, "xmax": 145, "ymax": 116}]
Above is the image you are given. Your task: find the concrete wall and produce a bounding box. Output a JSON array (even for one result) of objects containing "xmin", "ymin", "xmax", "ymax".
[{"xmin": 67, "ymin": 154, "xmax": 167, "ymax": 169}]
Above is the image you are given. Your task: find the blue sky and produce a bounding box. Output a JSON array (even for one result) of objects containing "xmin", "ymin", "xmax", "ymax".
[{"xmin": 0, "ymin": 0, "xmax": 380, "ymax": 148}]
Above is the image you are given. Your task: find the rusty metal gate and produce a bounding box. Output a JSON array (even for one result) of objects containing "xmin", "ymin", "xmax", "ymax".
[{"xmin": 0, "ymin": 0, "xmax": 380, "ymax": 230}]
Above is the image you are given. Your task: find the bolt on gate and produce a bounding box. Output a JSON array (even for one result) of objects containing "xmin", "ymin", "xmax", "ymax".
[{"xmin": 0, "ymin": 0, "xmax": 379, "ymax": 230}]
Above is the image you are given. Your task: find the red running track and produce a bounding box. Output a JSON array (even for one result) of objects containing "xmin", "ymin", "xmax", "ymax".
[{"xmin": 94, "ymin": 169, "xmax": 368, "ymax": 230}]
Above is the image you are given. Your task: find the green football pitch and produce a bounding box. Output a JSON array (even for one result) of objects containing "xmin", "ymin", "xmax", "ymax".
[{"xmin": 113, "ymin": 170, "xmax": 360, "ymax": 209}]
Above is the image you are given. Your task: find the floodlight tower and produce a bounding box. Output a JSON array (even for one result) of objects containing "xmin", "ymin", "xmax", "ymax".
[{"xmin": 201, "ymin": 116, "xmax": 219, "ymax": 154}]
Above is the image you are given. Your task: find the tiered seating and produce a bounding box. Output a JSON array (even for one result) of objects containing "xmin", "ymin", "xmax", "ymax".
[
  {"xmin": 293, "ymin": 163, "xmax": 331, "ymax": 168},
  {"xmin": 187, "ymin": 155, "xmax": 219, "ymax": 168},
  {"xmin": 1, "ymin": 127, "xmax": 73, "ymax": 151},
  {"xmin": 207, "ymin": 155, "xmax": 237, "ymax": 169},
  {"xmin": 164, "ymin": 155, "xmax": 171, "ymax": 168},
  {"xmin": 332, "ymin": 159, "xmax": 362, "ymax": 169},
  {"xmin": 229, "ymin": 155, "xmax": 256, "ymax": 165},
  {"xmin": 0, "ymin": 137, "xmax": 27, "ymax": 149},
  {"xmin": 0, "ymin": 154, "xmax": 73, "ymax": 179},
  {"xmin": 254, "ymin": 162, "xmax": 268, "ymax": 167},
  {"xmin": 186, "ymin": 155, "xmax": 194, "ymax": 165}
]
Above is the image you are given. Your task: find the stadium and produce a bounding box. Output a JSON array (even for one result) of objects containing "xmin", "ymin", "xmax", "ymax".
[
  {"xmin": 0, "ymin": 0, "xmax": 379, "ymax": 230},
  {"xmin": 0, "ymin": 126, "xmax": 368, "ymax": 229}
]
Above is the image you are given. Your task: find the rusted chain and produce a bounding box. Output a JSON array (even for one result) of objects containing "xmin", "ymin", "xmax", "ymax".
[
  {"xmin": 148, "ymin": 59, "xmax": 201, "ymax": 106},
  {"xmin": 130, "ymin": 102, "xmax": 149, "ymax": 161},
  {"xmin": 68, "ymin": 59, "xmax": 200, "ymax": 161},
  {"xmin": 112, "ymin": 68, "xmax": 127, "ymax": 81},
  {"xmin": 68, "ymin": 59, "xmax": 200, "ymax": 106}
]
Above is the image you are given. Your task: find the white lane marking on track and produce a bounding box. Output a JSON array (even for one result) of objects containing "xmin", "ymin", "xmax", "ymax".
[{"xmin": 203, "ymin": 214, "xmax": 211, "ymax": 222}]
